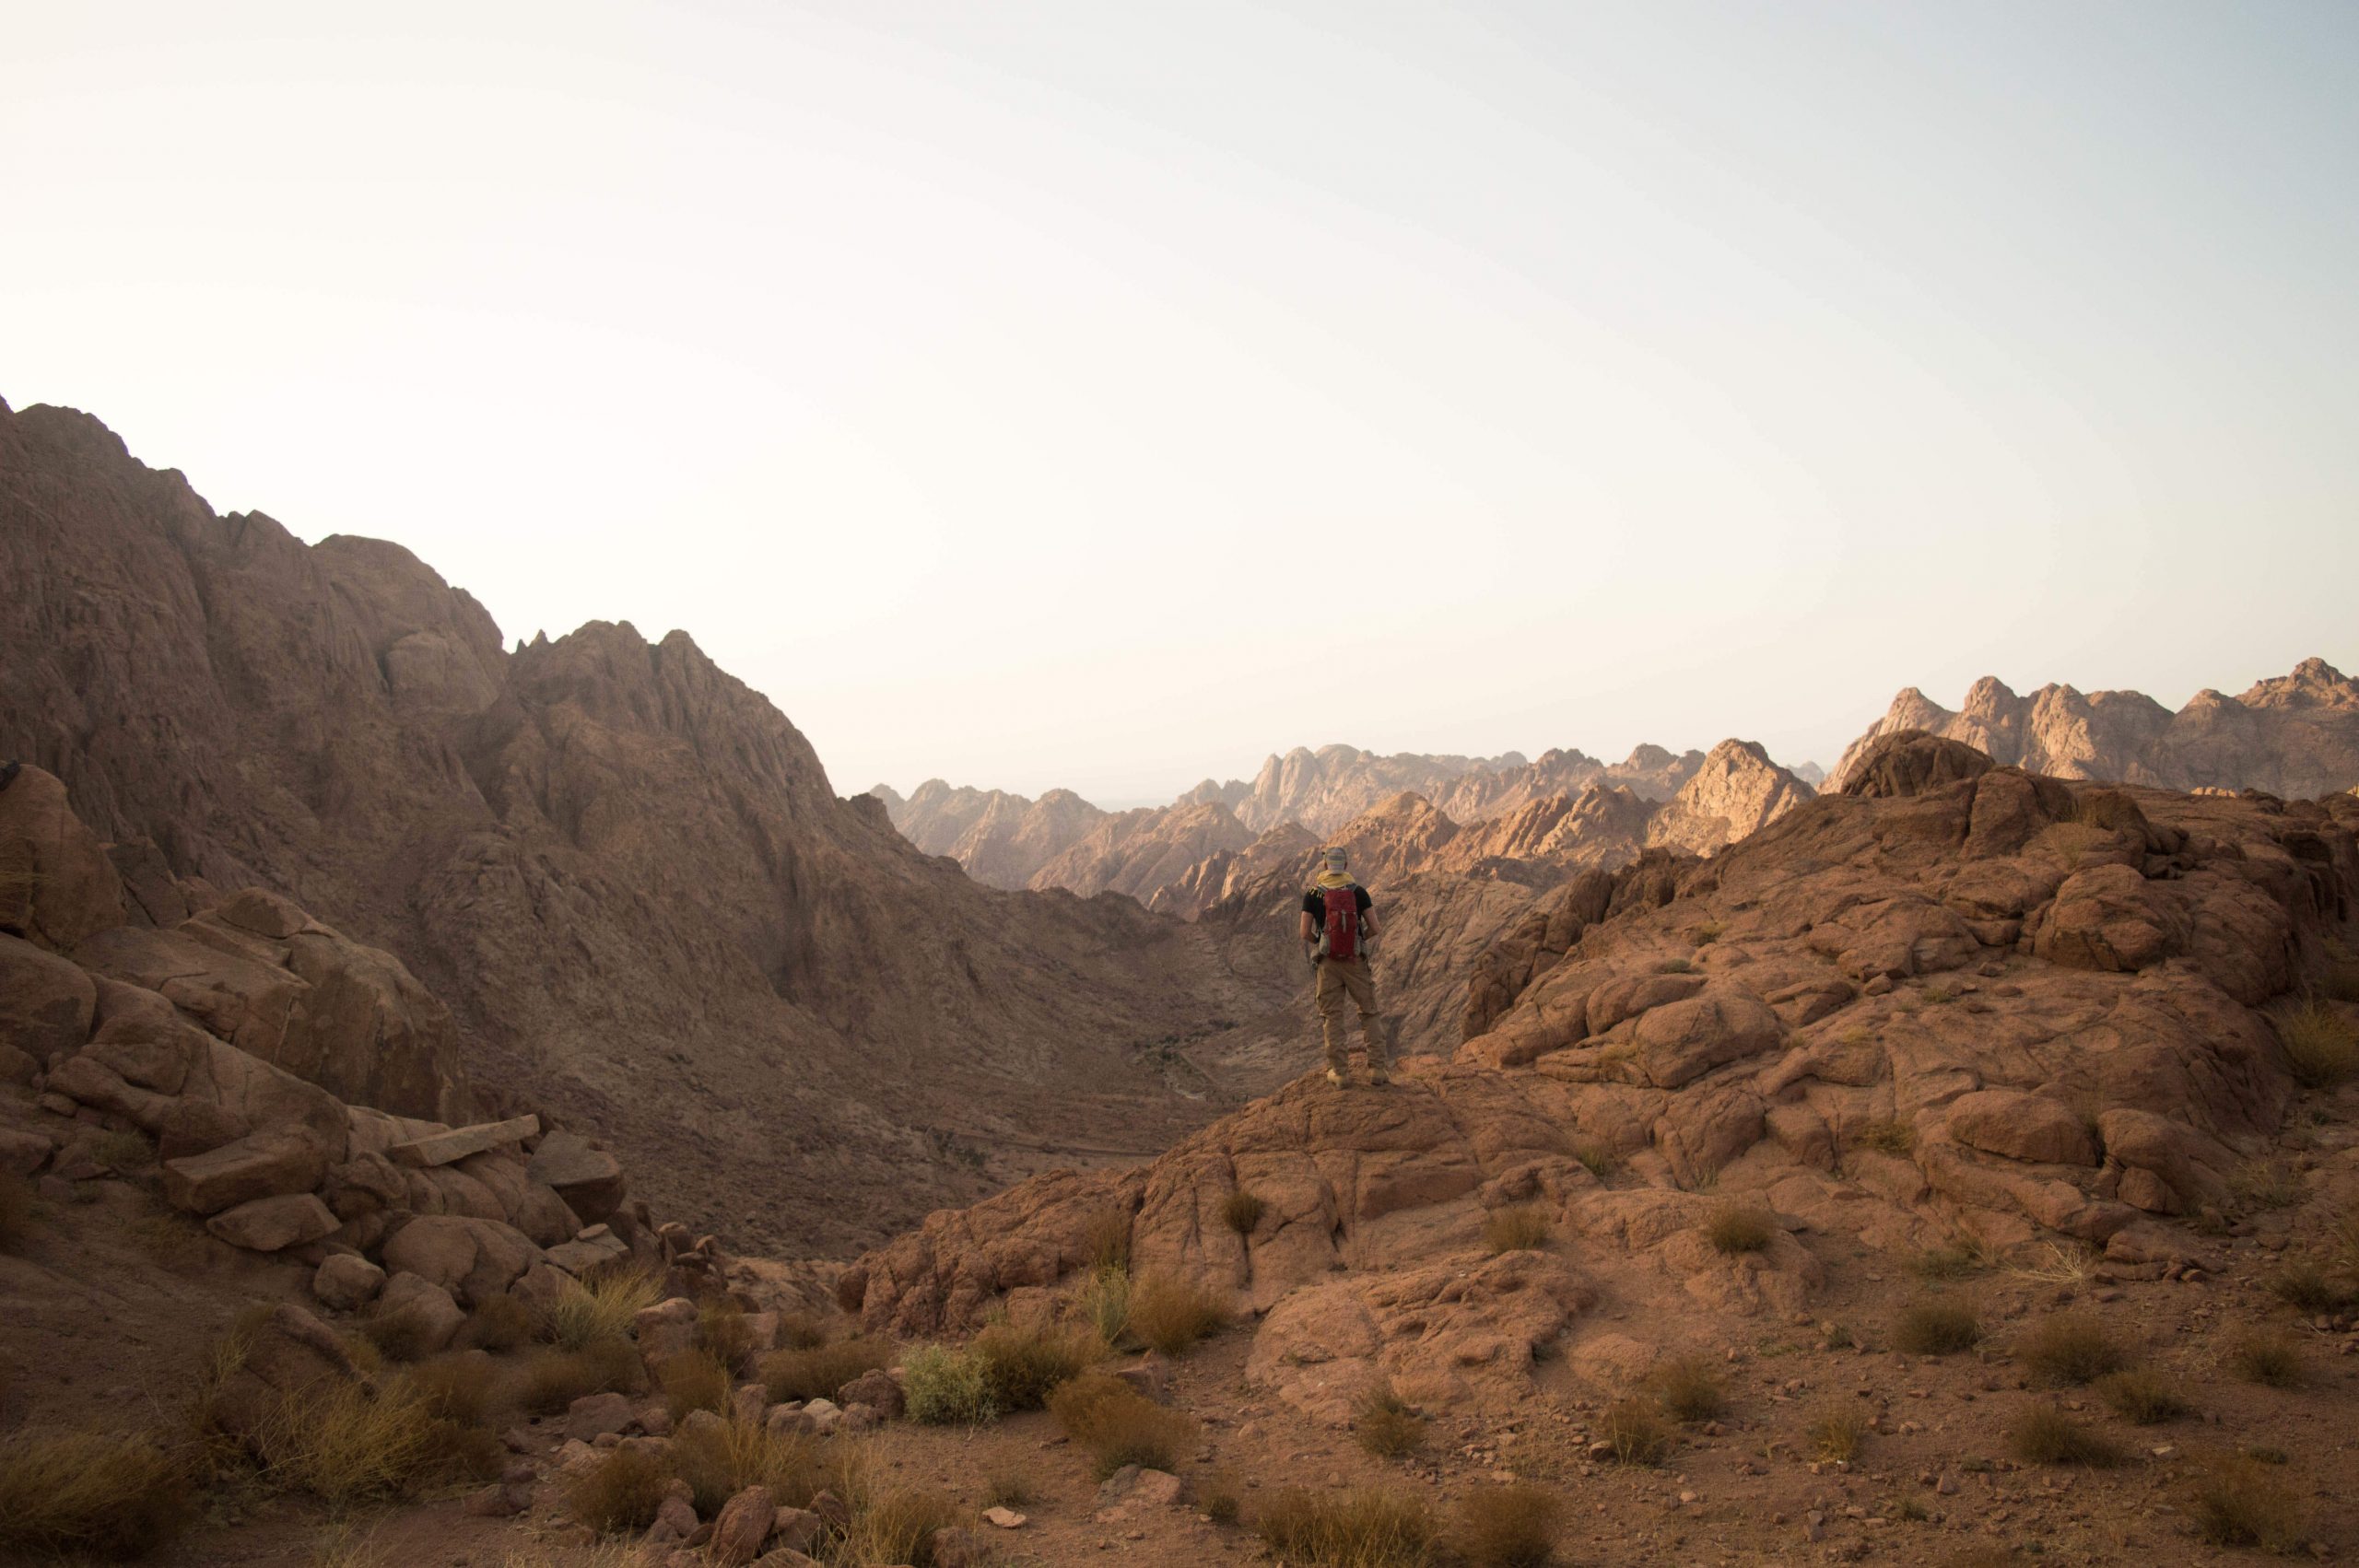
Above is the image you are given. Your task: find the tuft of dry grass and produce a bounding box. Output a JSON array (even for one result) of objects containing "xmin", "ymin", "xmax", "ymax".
[
  {"xmin": 1451, "ymin": 1483, "xmax": 1562, "ymax": 1568},
  {"xmin": 1222, "ymin": 1188, "xmax": 1267, "ymax": 1235},
  {"xmin": 696, "ymin": 1297, "xmax": 755, "ymax": 1371},
  {"xmin": 1198, "ymin": 1467, "xmax": 1242, "ymax": 1526},
  {"xmin": 509, "ymin": 1337, "xmax": 641, "ymax": 1414},
  {"xmin": 1647, "ymin": 1356, "xmax": 1727, "ymax": 1423},
  {"xmin": 2094, "ymin": 1368, "xmax": 2190, "ymax": 1425},
  {"xmin": 2228, "ymin": 1332, "xmax": 2304, "ymax": 1388},
  {"xmin": 1574, "ymin": 1141, "xmax": 1620, "ymax": 1181},
  {"xmin": 757, "ymin": 1338, "xmax": 892, "ymax": 1404},
  {"xmin": 1597, "ymin": 1398, "xmax": 1670, "ymax": 1466},
  {"xmin": 1483, "ymin": 1204, "xmax": 1552, "ymax": 1255},
  {"xmin": 1083, "ymin": 1206, "xmax": 1134, "ymax": 1271},
  {"xmin": 902, "ymin": 1344, "xmax": 997, "ymax": 1425},
  {"xmin": 1657, "ymin": 957, "xmax": 1695, "ymax": 975},
  {"xmin": 403, "ymin": 1350, "xmax": 506, "ymax": 1429},
  {"xmin": 2273, "ymin": 1000, "xmax": 2359, "ymax": 1088},
  {"xmin": 1906, "ymin": 1242, "xmax": 1985, "ymax": 1281},
  {"xmin": 2006, "ymin": 1405, "xmax": 2124, "ymax": 1468},
  {"xmin": 1704, "ymin": 1205, "xmax": 1774, "ymax": 1256},
  {"xmin": 0, "ymin": 1427, "xmax": 194, "ymax": 1561},
  {"xmin": 1354, "ymin": 1384, "xmax": 1427, "ymax": 1458},
  {"xmin": 1807, "ymin": 1403, "xmax": 1865, "ymax": 1463},
  {"xmin": 1894, "ymin": 1298, "xmax": 1982, "ymax": 1355},
  {"xmin": 355, "ymin": 1302, "xmax": 447, "ymax": 1365},
  {"xmin": 2017, "ymin": 1314, "xmax": 2127, "ymax": 1386},
  {"xmin": 972, "ymin": 1318, "xmax": 1104, "ymax": 1411},
  {"xmin": 253, "ymin": 1379, "xmax": 486, "ymax": 1504},
  {"xmin": 658, "ymin": 1347, "xmax": 734, "ymax": 1421},
  {"xmin": 0, "ymin": 1171, "xmax": 32, "ymax": 1250},
  {"xmin": 1256, "ymin": 1487, "xmax": 1436, "ymax": 1568},
  {"xmin": 2189, "ymin": 1453, "xmax": 2305, "ymax": 1550},
  {"xmin": 1126, "ymin": 1272, "xmax": 1230, "ymax": 1357},
  {"xmin": 537, "ymin": 1267, "xmax": 662, "ymax": 1352},
  {"xmin": 458, "ymin": 1293, "xmax": 535, "ymax": 1354},
  {"xmin": 1074, "ymin": 1264, "xmax": 1132, "ymax": 1346},
  {"xmin": 566, "ymin": 1444, "xmax": 669, "ymax": 1535},
  {"xmin": 1853, "ymin": 1118, "xmax": 1917, "ymax": 1155},
  {"xmin": 775, "ymin": 1309, "xmax": 834, "ymax": 1351},
  {"xmin": 2269, "ymin": 1261, "xmax": 2353, "ymax": 1315},
  {"xmin": 1047, "ymin": 1371, "xmax": 1199, "ymax": 1479},
  {"xmin": 667, "ymin": 1411, "xmax": 822, "ymax": 1515},
  {"xmin": 839, "ymin": 1481, "xmax": 961, "ymax": 1568},
  {"xmin": 982, "ymin": 1469, "xmax": 1037, "ymax": 1509}
]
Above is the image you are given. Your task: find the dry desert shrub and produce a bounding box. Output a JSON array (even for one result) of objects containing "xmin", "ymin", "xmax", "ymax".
[
  {"xmin": 667, "ymin": 1411, "xmax": 822, "ymax": 1515},
  {"xmin": 1074, "ymin": 1263, "xmax": 1132, "ymax": 1346},
  {"xmin": 1483, "ymin": 1204, "xmax": 1552, "ymax": 1255},
  {"xmin": 1704, "ymin": 1205, "xmax": 1774, "ymax": 1256},
  {"xmin": 696, "ymin": 1296, "xmax": 756, "ymax": 1371},
  {"xmin": 839, "ymin": 1481, "xmax": 961, "ymax": 1568},
  {"xmin": 1647, "ymin": 1356, "xmax": 1727, "ymax": 1422},
  {"xmin": 1222, "ymin": 1188, "xmax": 1268, "ymax": 1235},
  {"xmin": 659, "ymin": 1347, "xmax": 734, "ymax": 1421},
  {"xmin": 0, "ymin": 1426, "xmax": 194, "ymax": 1561},
  {"xmin": 457, "ymin": 1293, "xmax": 535, "ymax": 1354},
  {"xmin": 1048, "ymin": 1371, "xmax": 1198, "ymax": 1478},
  {"xmin": 972, "ymin": 1317, "xmax": 1103, "ymax": 1410},
  {"xmin": 1597, "ymin": 1398, "xmax": 1670, "ymax": 1466},
  {"xmin": 1852, "ymin": 1118, "xmax": 1917, "ymax": 1155},
  {"xmin": 1083, "ymin": 1206, "xmax": 1134, "ymax": 1270},
  {"xmin": 1255, "ymin": 1487, "xmax": 1437, "ymax": 1568},
  {"xmin": 1894, "ymin": 1298, "xmax": 1982, "ymax": 1355},
  {"xmin": 510, "ymin": 1337, "xmax": 641, "ymax": 1413},
  {"xmin": 1573, "ymin": 1141, "xmax": 1620, "ymax": 1180},
  {"xmin": 1451, "ymin": 1483, "xmax": 1563, "ymax": 1568},
  {"xmin": 1354, "ymin": 1384, "xmax": 1427, "ymax": 1458},
  {"xmin": 0, "ymin": 1170, "xmax": 32, "ymax": 1249},
  {"xmin": 539, "ymin": 1267, "xmax": 663, "ymax": 1351},
  {"xmin": 774, "ymin": 1308, "xmax": 834, "ymax": 1351},
  {"xmin": 404, "ymin": 1350, "xmax": 506, "ymax": 1428},
  {"xmin": 1807, "ymin": 1404, "xmax": 1865, "ymax": 1463},
  {"xmin": 1198, "ymin": 1466, "xmax": 1243, "ymax": 1525},
  {"xmin": 253, "ymin": 1378, "xmax": 489, "ymax": 1504},
  {"xmin": 566, "ymin": 1443, "xmax": 669, "ymax": 1535},
  {"xmin": 901, "ymin": 1343, "xmax": 997, "ymax": 1425},
  {"xmin": 2094, "ymin": 1368, "xmax": 2190, "ymax": 1425},
  {"xmin": 2006, "ymin": 1405, "xmax": 2124, "ymax": 1468},
  {"xmin": 2018, "ymin": 1314, "xmax": 2127, "ymax": 1386},
  {"xmin": 356, "ymin": 1301, "xmax": 448, "ymax": 1364},
  {"xmin": 757, "ymin": 1337, "xmax": 892, "ymax": 1403},
  {"xmin": 1126, "ymin": 1271, "xmax": 1230, "ymax": 1356},
  {"xmin": 982, "ymin": 1468, "xmax": 1037, "ymax": 1509},
  {"xmin": 2269, "ymin": 1261, "xmax": 2353, "ymax": 1314},
  {"xmin": 2228, "ymin": 1332, "xmax": 2305, "ymax": 1388},
  {"xmin": 2272, "ymin": 1000, "xmax": 2359, "ymax": 1088},
  {"xmin": 2189, "ymin": 1452, "xmax": 2305, "ymax": 1550}
]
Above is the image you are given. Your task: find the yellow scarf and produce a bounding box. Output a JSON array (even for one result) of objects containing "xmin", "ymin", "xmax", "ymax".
[{"xmin": 1311, "ymin": 868, "xmax": 1357, "ymax": 891}]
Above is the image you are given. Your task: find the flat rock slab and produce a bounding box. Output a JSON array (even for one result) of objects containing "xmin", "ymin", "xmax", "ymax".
[
  {"xmin": 389, "ymin": 1113, "xmax": 539, "ymax": 1168},
  {"xmin": 208, "ymin": 1191, "xmax": 338, "ymax": 1251}
]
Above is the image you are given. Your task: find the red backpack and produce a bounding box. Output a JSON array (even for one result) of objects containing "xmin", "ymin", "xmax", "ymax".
[{"xmin": 1321, "ymin": 886, "xmax": 1360, "ymax": 962}]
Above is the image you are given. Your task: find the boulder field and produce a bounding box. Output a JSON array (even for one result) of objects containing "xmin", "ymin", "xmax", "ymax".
[{"xmin": 843, "ymin": 734, "xmax": 2359, "ymax": 1432}]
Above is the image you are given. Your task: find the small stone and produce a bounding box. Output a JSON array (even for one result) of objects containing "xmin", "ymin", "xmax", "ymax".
[{"xmin": 983, "ymin": 1506, "xmax": 1027, "ymax": 1528}]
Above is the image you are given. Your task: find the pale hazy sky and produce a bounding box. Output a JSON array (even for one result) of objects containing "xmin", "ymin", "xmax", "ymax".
[{"xmin": 7, "ymin": 4, "xmax": 2355, "ymax": 806}]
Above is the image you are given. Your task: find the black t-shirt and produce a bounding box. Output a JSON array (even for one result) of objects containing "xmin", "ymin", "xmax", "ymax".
[{"xmin": 1302, "ymin": 884, "xmax": 1373, "ymax": 920}]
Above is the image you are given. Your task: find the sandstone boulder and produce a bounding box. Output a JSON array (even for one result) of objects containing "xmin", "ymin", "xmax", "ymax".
[
  {"xmin": 1943, "ymin": 1089, "xmax": 2097, "ymax": 1167},
  {"xmin": 0, "ymin": 931, "xmax": 95, "ymax": 1059},
  {"xmin": 0, "ymin": 765, "xmax": 125, "ymax": 951},
  {"xmin": 710, "ymin": 1485, "xmax": 775, "ymax": 1565},
  {"xmin": 313, "ymin": 1253, "xmax": 386, "ymax": 1310},
  {"xmin": 378, "ymin": 1271, "xmax": 466, "ymax": 1354},
  {"xmin": 162, "ymin": 1129, "xmax": 329, "ymax": 1215},
  {"xmin": 382, "ymin": 1214, "xmax": 540, "ymax": 1305},
  {"xmin": 208, "ymin": 1192, "xmax": 338, "ymax": 1251},
  {"xmin": 528, "ymin": 1130, "xmax": 628, "ymax": 1223}
]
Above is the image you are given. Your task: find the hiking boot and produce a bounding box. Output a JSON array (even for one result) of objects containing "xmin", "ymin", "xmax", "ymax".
[
  {"xmin": 1324, "ymin": 1068, "xmax": 1348, "ymax": 1087},
  {"xmin": 1367, "ymin": 1068, "xmax": 1391, "ymax": 1087}
]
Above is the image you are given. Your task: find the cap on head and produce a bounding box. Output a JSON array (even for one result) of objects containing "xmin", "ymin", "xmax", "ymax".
[{"xmin": 1322, "ymin": 847, "xmax": 1349, "ymax": 871}]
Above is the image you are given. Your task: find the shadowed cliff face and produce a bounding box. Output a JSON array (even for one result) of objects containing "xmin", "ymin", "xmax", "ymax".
[{"xmin": 0, "ymin": 398, "xmax": 1285, "ymax": 1253}]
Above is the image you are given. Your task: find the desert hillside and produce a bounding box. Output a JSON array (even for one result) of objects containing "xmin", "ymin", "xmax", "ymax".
[{"xmin": 0, "ymin": 399, "xmax": 1291, "ymax": 1253}]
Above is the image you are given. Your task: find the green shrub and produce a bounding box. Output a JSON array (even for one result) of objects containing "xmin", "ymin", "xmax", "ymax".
[
  {"xmin": 1047, "ymin": 1372, "xmax": 1198, "ymax": 1479},
  {"xmin": 1255, "ymin": 1487, "xmax": 1436, "ymax": 1568},
  {"xmin": 902, "ymin": 1344, "xmax": 998, "ymax": 1425},
  {"xmin": 1483, "ymin": 1204, "xmax": 1551, "ymax": 1255},
  {"xmin": 1894, "ymin": 1299, "xmax": 1981, "ymax": 1355},
  {"xmin": 1222, "ymin": 1188, "xmax": 1267, "ymax": 1235}
]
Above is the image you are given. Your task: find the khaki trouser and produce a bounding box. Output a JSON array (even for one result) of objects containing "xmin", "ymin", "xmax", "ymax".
[{"xmin": 1314, "ymin": 955, "xmax": 1390, "ymax": 1073}]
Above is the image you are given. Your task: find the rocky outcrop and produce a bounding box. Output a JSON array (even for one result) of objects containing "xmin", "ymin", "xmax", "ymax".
[
  {"xmin": 1643, "ymin": 739, "xmax": 1815, "ymax": 856},
  {"xmin": 1834, "ymin": 661, "xmax": 2359, "ymax": 799},
  {"xmin": 870, "ymin": 781, "xmax": 1109, "ymax": 889},
  {"xmin": 845, "ymin": 742, "xmax": 2358, "ymax": 1431},
  {"xmin": 0, "ymin": 399, "xmax": 1283, "ymax": 1251},
  {"xmin": 1027, "ymin": 802, "xmax": 1257, "ymax": 902}
]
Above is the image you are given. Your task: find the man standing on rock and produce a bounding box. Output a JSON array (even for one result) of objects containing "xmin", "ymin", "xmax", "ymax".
[{"xmin": 1300, "ymin": 846, "xmax": 1391, "ymax": 1087}]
